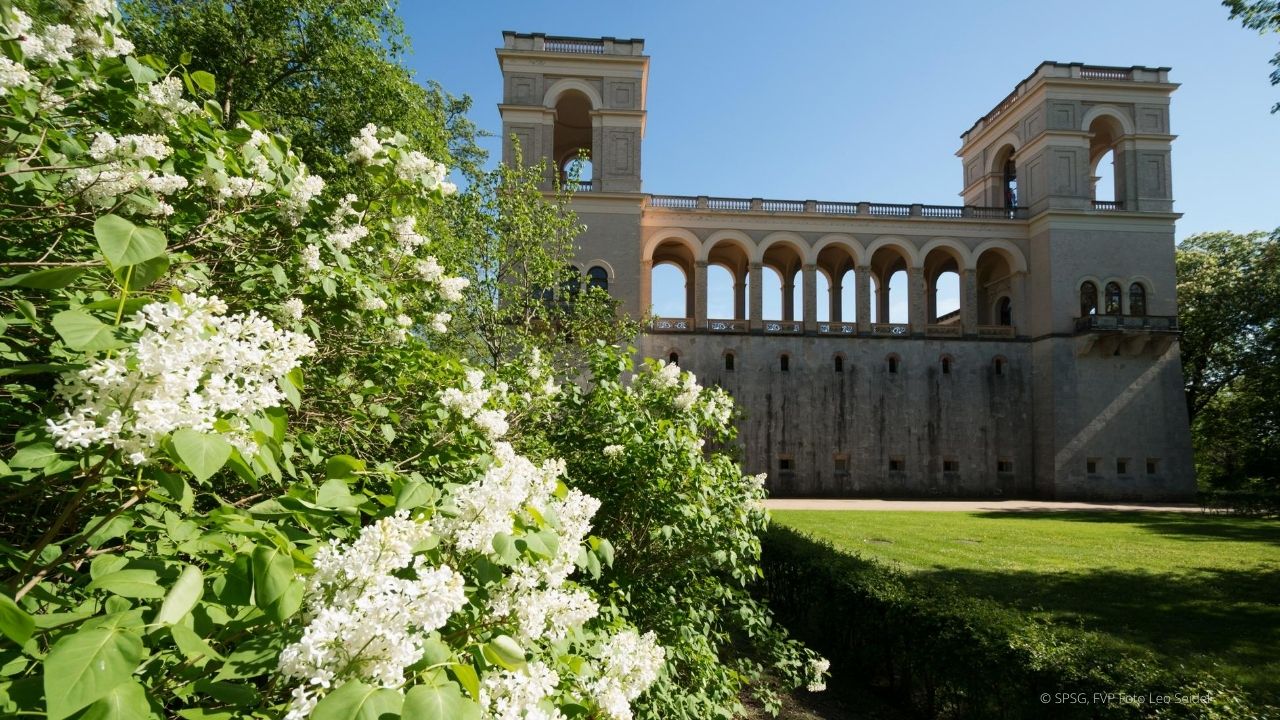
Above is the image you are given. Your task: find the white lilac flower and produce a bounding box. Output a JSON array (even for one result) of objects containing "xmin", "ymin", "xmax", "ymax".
[
  {"xmin": 0, "ymin": 57, "xmax": 32, "ymax": 95},
  {"xmin": 437, "ymin": 276, "xmax": 469, "ymax": 302},
  {"xmin": 45, "ymin": 294, "xmax": 315, "ymax": 463},
  {"xmin": 326, "ymin": 223, "xmax": 367, "ymax": 252},
  {"xmin": 282, "ymin": 298, "xmax": 304, "ymax": 320},
  {"xmin": 143, "ymin": 173, "xmax": 188, "ymax": 195},
  {"xmin": 589, "ymin": 630, "xmax": 665, "ymax": 720},
  {"xmin": 395, "ymin": 150, "xmax": 448, "ymax": 190},
  {"xmin": 283, "ymin": 171, "xmax": 325, "ymax": 221},
  {"xmin": 673, "ymin": 372, "xmax": 702, "ymax": 411},
  {"xmin": 389, "ymin": 215, "xmax": 427, "ymax": 253},
  {"xmin": 430, "ymin": 312, "xmax": 450, "ymax": 333},
  {"xmin": 301, "ymin": 244, "xmax": 323, "ymax": 271},
  {"xmin": 279, "ymin": 512, "xmax": 467, "ymax": 713},
  {"xmin": 603, "ymin": 444, "xmax": 624, "ymax": 458},
  {"xmin": 806, "ymin": 657, "xmax": 830, "ymax": 692},
  {"xmin": 76, "ymin": 25, "xmax": 132, "ymax": 58},
  {"xmin": 359, "ymin": 295, "xmax": 387, "ymax": 312},
  {"xmin": 480, "ymin": 661, "xmax": 563, "ymax": 720},
  {"xmin": 473, "ymin": 409, "xmax": 509, "ymax": 440},
  {"xmin": 88, "ymin": 133, "xmax": 171, "ymax": 162},
  {"xmin": 395, "ymin": 314, "xmax": 412, "ymax": 327},
  {"xmin": 140, "ymin": 76, "xmax": 200, "ymax": 125},
  {"xmin": 437, "ymin": 442, "xmax": 565, "ymax": 554},
  {"xmin": 21, "ymin": 23, "xmax": 76, "ymax": 63},
  {"xmin": 415, "ymin": 257, "xmax": 444, "ymax": 282},
  {"xmin": 78, "ymin": 0, "xmax": 116, "ymax": 18},
  {"xmin": 346, "ymin": 123, "xmax": 386, "ymax": 165}
]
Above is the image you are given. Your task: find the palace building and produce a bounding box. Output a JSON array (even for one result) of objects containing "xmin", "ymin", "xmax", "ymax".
[{"xmin": 496, "ymin": 31, "xmax": 1195, "ymax": 500}]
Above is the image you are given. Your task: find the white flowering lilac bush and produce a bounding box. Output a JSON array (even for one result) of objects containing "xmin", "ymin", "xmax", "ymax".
[{"xmin": 0, "ymin": 4, "xmax": 669, "ymax": 719}]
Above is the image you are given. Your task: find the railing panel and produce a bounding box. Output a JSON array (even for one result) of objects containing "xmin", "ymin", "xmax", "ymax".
[
  {"xmin": 707, "ymin": 197, "xmax": 752, "ymax": 211},
  {"xmin": 1092, "ymin": 200, "xmax": 1121, "ymax": 211},
  {"xmin": 868, "ymin": 203, "xmax": 912, "ymax": 217},
  {"xmin": 926, "ymin": 324, "xmax": 963, "ymax": 337},
  {"xmin": 814, "ymin": 201, "xmax": 859, "ymax": 215},
  {"xmin": 920, "ymin": 205, "xmax": 964, "ymax": 219},
  {"xmin": 650, "ymin": 317, "xmax": 692, "ymax": 332},
  {"xmin": 1081, "ymin": 66, "xmax": 1132, "ymax": 80},
  {"xmin": 763, "ymin": 321, "xmax": 803, "ymax": 334},
  {"xmin": 872, "ymin": 323, "xmax": 911, "ymax": 336},
  {"xmin": 817, "ymin": 322, "xmax": 857, "ymax": 335},
  {"xmin": 1075, "ymin": 315, "xmax": 1178, "ymax": 333},
  {"xmin": 977, "ymin": 325, "xmax": 1016, "ymax": 338},
  {"xmin": 761, "ymin": 199, "xmax": 805, "ymax": 212},
  {"xmin": 707, "ymin": 319, "xmax": 747, "ymax": 333},
  {"xmin": 545, "ymin": 39, "xmax": 605, "ymax": 54}
]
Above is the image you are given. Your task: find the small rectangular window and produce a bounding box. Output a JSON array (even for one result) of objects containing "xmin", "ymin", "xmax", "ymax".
[
  {"xmin": 779, "ymin": 456, "xmax": 793, "ymax": 472},
  {"xmin": 1086, "ymin": 458, "xmax": 1099, "ymax": 475},
  {"xmin": 1117, "ymin": 458, "xmax": 1130, "ymax": 475},
  {"xmin": 1146, "ymin": 458, "xmax": 1159, "ymax": 475},
  {"xmin": 997, "ymin": 459, "xmax": 1013, "ymax": 474},
  {"xmin": 889, "ymin": 457, "xmax": 905, "ymax": 472},
  {"xmin": 834, "ymin": 454, "xmax": 849, "ymax": 474},
  {"xmin": 943, "ymin": 459, "xmax": 960, "ymax": 473}
]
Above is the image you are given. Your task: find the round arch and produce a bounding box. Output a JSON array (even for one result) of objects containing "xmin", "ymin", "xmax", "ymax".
[
  {"xmin": 812, "ymin": 233, "xmax": 865, "ymax": 267},
  {"xmin": 969, "ymin": 240, "xmax": 1027, "ymax": 272},
  {"xmin": 542, "ymin": 78, "xmax": 604, "ymax": 111},
  {"xmin": 643, "ymin": 228, "xmax": 701, "ymax": 263},
  {"xmin": 990, "ymin": 133, "xmax": 1021, "ymax": 173},
  {"xmin": 701, "ymin": 229, "xmax": 756, "ymax": 263},
  {"xmin": 754, "ymin": 231, "xmax": 810, "ymax": 265},
  {"xmin": 583, "ymin": 258, "xmax": 616, "ymax": 279},
  {"xmin": 918, "ymin": 238, "xmax": 972, "ymax": 269},
  {"xmin": 864, "ymin": 236, "xmax": 921, "ymax": 268},
  {"xmin": 1081, "ymin": 105, "xmax": 1136, "ymax": 137}
]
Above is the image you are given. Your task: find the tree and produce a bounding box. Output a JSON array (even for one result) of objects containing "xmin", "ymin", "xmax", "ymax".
[
  {"xmin": 122, "ymin": 0, "xmax": 484, "ymax": 183},
  {"xmin": 1177, "ymin": 230, "xmax": 1280, "ymax": 487},
  {"xmin": 1223, "ymin": 0, "xmax": 1280, "ymax": 112}
]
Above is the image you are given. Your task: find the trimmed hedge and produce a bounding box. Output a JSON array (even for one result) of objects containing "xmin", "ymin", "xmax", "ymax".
[
  {"xmin": 756, "ymin": 526, "xmax": 1273, "ymax": 719},
  {"xmin": 1197, "ymin": 490, "xmax": 1280, "ymax": 517}
]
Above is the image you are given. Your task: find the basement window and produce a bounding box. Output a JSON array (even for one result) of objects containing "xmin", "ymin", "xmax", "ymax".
[
  {"xmin": 943, "ymin": 459, "xmax": 960, "ymax": 473},
  {"xmin": 834, "ymin": 454, "xmax": 850, "ymax": 474},
  {"xmin": 779, "ymin": 455, "xmax": 794, "ymax": 473},
  {"xmin": 1146, "ymin": 458, "xmax": 1159, "ymax": 475},
  {"xmin": 1117, "ymin": 458, "xmax": 1130, "ymax": 475},
  {"xmin": 1087, "ymin": 458, "xmax": 1099, "ymax": 475},
  {"xmin": 997, "ymin": 459, "xmax": 1013, "ymax": 474},
  {"xmin": 889, "ymin": 457, "xmax": 905, "ymax": 472}
]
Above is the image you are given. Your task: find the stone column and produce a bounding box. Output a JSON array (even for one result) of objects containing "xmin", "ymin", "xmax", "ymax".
[
  {"xmin": 749, "ymin": 263, "xmax": 763, "ymax": 331},
  {"xmin": 908, "ymin": 267, "xmax": 926, "ymax": 333},
  {"xmin": 782, "ymin": 272, "xmax": 795, "ymax": 322},
  {"xmin": 802, "ymin": 264, "xmax": 817, "ymax": 331},
  {"xmin": 694, "ymin": 261, "xmax": 708, "ymax": 328},
  {"xmin": 831, "ymin": 273, "xmax": 843, "ymax": 323},
  {"xmin": 856, "ymin": 266, "xmax": 871, "ymax": 333},
  {"xmin": 962, "ymin": 268, "xmax": 978, "ymax": 335},
  {"xmin": 734, "ymin": 276, "xmax": 747, "ymax": 321},
  {"xmin": 640, "ymin": 259, "xmax": 652, "ymax": 319},
  {"xmin": 1012, "ymin": 270, "xmax": 1027, "ymax": 334}
]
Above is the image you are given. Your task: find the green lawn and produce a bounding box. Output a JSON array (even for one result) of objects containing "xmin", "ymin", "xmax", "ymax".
[{"xmin": 771, "ymin": 510, "xmax": 1280, "ymax": 701}]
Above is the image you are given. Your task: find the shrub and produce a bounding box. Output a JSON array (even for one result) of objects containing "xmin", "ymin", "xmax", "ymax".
[{"xmin": 757, "ymin": 526, "xmax": 1273, "ymax": 720}]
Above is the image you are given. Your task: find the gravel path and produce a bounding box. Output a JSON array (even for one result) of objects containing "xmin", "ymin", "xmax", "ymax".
[{"xmin": 765, "ymin": 498, "xmax": 1202, "ymax": 512}]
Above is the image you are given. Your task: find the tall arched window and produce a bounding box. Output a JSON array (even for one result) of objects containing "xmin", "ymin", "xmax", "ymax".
[
  {"xmin": 997, "ymin": 297, "xmax": 1012, "ymax": 326},
  {"xmin": 1129, "ymin": 283, "xmax": 1147, "ymax": 316},
  {"xmin": 1080, "ymin": 281, "xmax": 1098, "ymax": 316},
  {"xmin": 587, "ymin": 266, "xmax": 609, "ymax": 292},
  {"xmin": 668, "ymin": 352, "xmax": 679, "ymax": 365},
  {"xmin": 941, "ymin": 356, "xmax": 953, "ymax": 375},
  {"xmin": 725, "ymin": 353, "xmax": 735, "ymax": 371},
  {"xmin": 780, "ymin": 354, "xmax": 790, "ymax": 372},
  {"xmin": 1105, "ymin": 282, "xmax": 1122, "ymax": 315},
  {"xmin": 834, "ymin": 355, "xmax": 844, "ymax": 373},
  {"xmin": 887, "ymin": 355, "xmax": 900, "ymax": 374},
  {"xmin": 1003, "ymin": 157, "xmax": 1018, "ymax": 208}
]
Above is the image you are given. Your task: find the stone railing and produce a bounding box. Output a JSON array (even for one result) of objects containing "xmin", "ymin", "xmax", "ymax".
[
  {"xmin": 763, "ymin": 321, "xmax": 803, "ymax": 334},
  {"xmin": 817, "ymin": 322, "xmax": 857, "ymax": 335},
  {"xmin": 1092, "ymin": 200, "xmax": 1121, "ymax": 211},
  {"xmin": 651, "ymin": 317, "xmax": 691, "ymax": 332},
  {"xmin": 1074, "ymin": 315, "xmax": 1178, "ymax": 333},
  {"xmin": 707, "ymin": 318, "xmax": 747, "ymax": 333},
  {"xmin": 978, "ymin": 325, "xmax": 1017, "ymax": 338},
  {"xmin": 926, "ymin": 324, "xmax": 963, "ymax": 337},
  {"xmin": 646, "ymin": 195, "xmax": 1027, "ymax": 220},
  {"xmin": 872, "ymin": 323, "xmax": 911, "ymax": 336}
]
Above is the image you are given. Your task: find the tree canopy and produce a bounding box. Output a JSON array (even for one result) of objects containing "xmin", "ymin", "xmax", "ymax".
[{"xmin": 1223, "ymin": 0, "xmax": 1280, "ymax": 112}]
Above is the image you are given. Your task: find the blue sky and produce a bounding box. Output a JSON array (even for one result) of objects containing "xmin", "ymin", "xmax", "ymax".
[{"xmin": 398, "ymin": 0, "xmax": 1279, "ymax": 320}]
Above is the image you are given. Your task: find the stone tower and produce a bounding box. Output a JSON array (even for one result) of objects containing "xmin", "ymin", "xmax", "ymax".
[{"xmin": 497, "ymin": 35, "xmax": 1195, "ymax": 501}]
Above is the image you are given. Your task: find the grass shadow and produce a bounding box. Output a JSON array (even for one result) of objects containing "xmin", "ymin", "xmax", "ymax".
[{"xmin": 970, "ymin": 511, "xmax": 1280, "ymax": 546}]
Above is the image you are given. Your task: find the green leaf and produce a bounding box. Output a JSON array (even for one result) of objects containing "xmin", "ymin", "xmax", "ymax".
[
  {"xmin": 171, "ymin": 429, "xmax": 232, "ymax": 483},
  {"xmin": 190, "ymin": 70, "xmax": 215, "ymax": 94},
  {"xmin": 394, "ymin": 479, "xmax": 436, "ymax": 511},
  {"xmin": 311, "ymin": 680, "xmax": 403, "ymax": 720},
  {"xmin": 449, "ymin": 663, "xmax": 480, "ymax": 700},
  {"xmin": 43, "ymin": 625, "xmax": 143, "ymax": 720},
  {"xmin": 236, "ymin": 110, "xmax": 265, "ymax": 130},
  {"xmin": 403, "ymin": 681, "xmax": 479, "ymax": 720},
  {"xmin": 79, "ymin": 679, "xmax": 149, "ymax": 720},
  {"xmin": 114, "ymin": 254, "xmax": 169, "ymax": 291},
  {"xmin": 324, "ymin": 455, "xmax": 365, "ymax": 481},
  {"xmin": 0, "ymin": 267, "xmax": 86, "ymax": 289},
  {"xmin": 169, "ymin": 624, "xmax": 222, "ymax": 662},
  {"xmin": 87, "ymin": 569, "xmax": 163, "ymax": 599},
  {"xmin": 9, "ymin": 443, "xmax": 60, "ymax": 469},
  {"xmin": 484, "ymin": 635, "xmax": 525, "ymax": 670},
  {"xmin": 0, "ymin": 593, "xmax": 34, "ymax": 645},
  {"xmin": 251, "ymin": 545, "xmax": 299, "ymax": 622},
  {"xmin": 52, "ymin": 310, "xmax": 123, "ymax": 351},
  {"xmin": 315, "ymin": 478, "xmax": 358, "ymax": 509},
  {"xmin": 93, "ymin": 215, "xmax": 166, "ymax": 268},
  {"xmin": 155, "ymin": 565, "xmax": 203, "ymax": 626}
]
